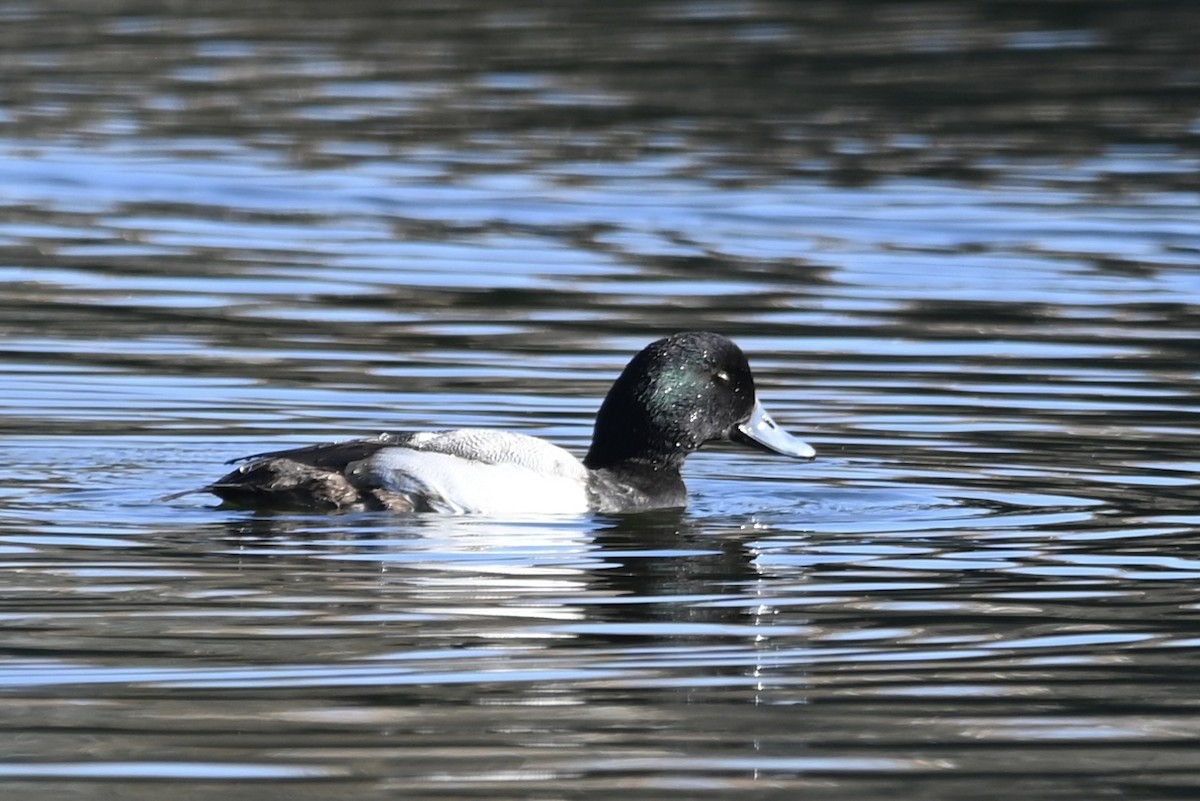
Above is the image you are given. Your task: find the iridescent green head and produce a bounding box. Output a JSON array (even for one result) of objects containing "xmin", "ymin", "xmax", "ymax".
[{"xmin": 584, "ymin": 332, "xmax": 813, "ymax": 470}]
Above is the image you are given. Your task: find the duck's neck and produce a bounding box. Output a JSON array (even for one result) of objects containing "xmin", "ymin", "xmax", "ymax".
[
  {"xmin": 584, "ymin": 444, "xmax": 685, "ymax": 472},
  {"xmin": 585, "ymin": 461, "xmax": 687, "ymax": 513},
  {"xmin": 584, "ymin": 413, "xmax": 694, "ymax": 471}
]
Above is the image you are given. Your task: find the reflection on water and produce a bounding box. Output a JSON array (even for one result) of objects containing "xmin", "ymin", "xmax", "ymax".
[{"xmin": 2, "ymin": 1, "xmax": 1200, "ymax": 799}]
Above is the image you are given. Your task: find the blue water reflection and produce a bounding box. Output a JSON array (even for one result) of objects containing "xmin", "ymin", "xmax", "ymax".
[{"xmin": 2, "ymin": 0, "xmax": 1200, "ymax": 798}]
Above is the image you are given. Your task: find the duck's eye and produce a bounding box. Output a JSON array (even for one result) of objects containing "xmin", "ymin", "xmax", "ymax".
[{"xmin": 713, "ymin": 369, "xmax": 732, "ymax": 386}]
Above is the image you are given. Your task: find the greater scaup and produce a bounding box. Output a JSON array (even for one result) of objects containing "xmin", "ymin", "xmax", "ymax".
[{"xmin": 185, "ymin": 332, "xmax": 815, "ymax": 514}]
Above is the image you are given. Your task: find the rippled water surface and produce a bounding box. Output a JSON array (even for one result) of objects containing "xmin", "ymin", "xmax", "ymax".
[{"xmin": 2, "ymin": 2, "xmax": 1200, "ymax": 799}]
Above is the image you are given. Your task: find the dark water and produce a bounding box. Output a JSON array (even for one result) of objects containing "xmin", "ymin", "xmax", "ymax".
[{"xmin": 2, "ymin": 1, "xmax": 1200, "ymax": 799}]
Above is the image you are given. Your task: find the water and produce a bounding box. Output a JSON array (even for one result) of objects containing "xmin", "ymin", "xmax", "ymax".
[{"xmin": 2, "ymin": 1, "xmax": 1200, "ymax": 799}]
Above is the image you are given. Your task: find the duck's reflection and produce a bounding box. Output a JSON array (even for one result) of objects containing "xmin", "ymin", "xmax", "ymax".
[
  {"xmin": 157, "ymin": 511, "xmax": 804, "ymax": 775},
  {"xmin": 194, "ymin": 508, "xmax": 771, "ymax": 647}
]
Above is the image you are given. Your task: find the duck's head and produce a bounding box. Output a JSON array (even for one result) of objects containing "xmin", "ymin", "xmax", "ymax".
[{"xmin": 584, "ymin": 332, "xmax": 815, "ymax": 470}]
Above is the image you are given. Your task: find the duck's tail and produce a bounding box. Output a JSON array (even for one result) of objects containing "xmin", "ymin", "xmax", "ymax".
[{"xmin": 158, "ymin": 486, "xmax": 211, "ymax": 503}]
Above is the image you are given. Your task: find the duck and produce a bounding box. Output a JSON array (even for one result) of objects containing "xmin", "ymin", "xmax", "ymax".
[{"xmin": 185, "ymin": 332, "xmax": 815, "ymax": 514}]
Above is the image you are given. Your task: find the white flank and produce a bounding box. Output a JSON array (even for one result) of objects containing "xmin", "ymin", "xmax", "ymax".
[{"xmin": 356, "ymin": 443, "xmax": 590, "ymax": 515}]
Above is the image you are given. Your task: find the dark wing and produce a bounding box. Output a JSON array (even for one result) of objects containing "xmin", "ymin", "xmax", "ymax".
[{"xmin": 199, "ymin": 432, "xmax": 423, "ymax": 511}]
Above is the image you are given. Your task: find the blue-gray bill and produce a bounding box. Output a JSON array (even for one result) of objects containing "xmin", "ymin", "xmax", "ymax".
[{"xmin": 731, "ymin": 399, "xmax": 816, "ymax": 459}]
